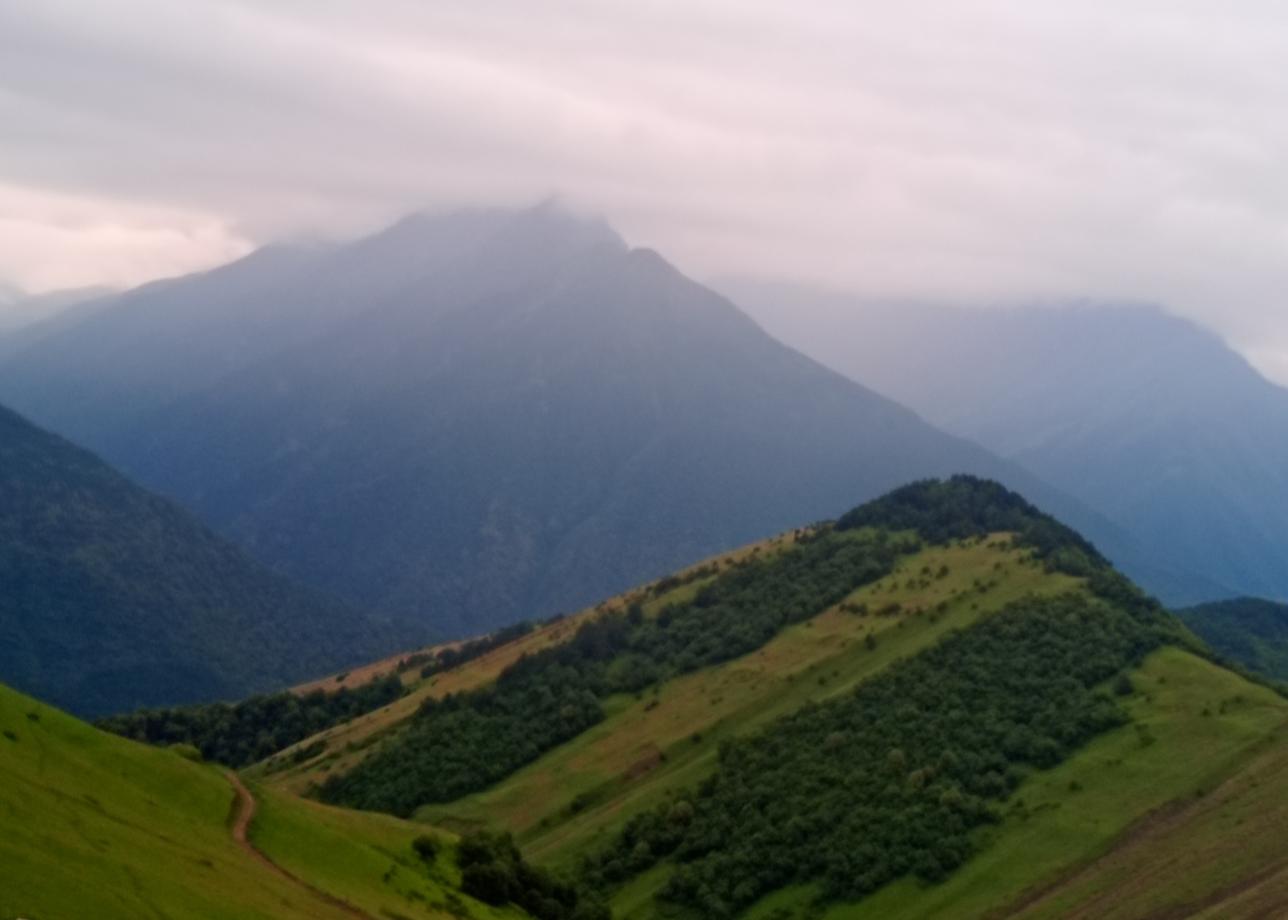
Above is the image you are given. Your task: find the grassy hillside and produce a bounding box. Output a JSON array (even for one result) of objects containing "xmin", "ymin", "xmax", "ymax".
[
  {"xmin": 422, "ymin": 537, "xmax": 1077, "ymax": 866},
  {"xmin": 0, "ymin": 680, "xmax": 527, "ymax": 919},
  {"xmin": 739, "ymin": 646, "xmax": 1288, "ymax": 920},
  {"xmin": 81, "ymin": 476, "xmax": 1288, "ymax": 919},
  {"xmin": 237, "ymin": 477, "xmax": 1288, "ymax": 920},
  {"xmin": 252, "ymin": 533, "xmax": 803, "ymax": 796},
  {"xmin": 0, "ymin": 402, "xmax": 394, "ymax": 716},
  {"xmin": 1177, "ymin": 596, "xmax": 1288, "ymax": 682}
]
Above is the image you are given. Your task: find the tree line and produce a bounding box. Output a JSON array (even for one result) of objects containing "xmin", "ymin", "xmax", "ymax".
[
  {"xmin": 98, "ymin": 674, "xmax": 405, "ymax": 767},
  {"xmin": 318, "ymin": 529, "xmax": 910, "ymax": 815},
  {"xmin": 580, "ymin": 592, "xmax": 1173, "ymax": 916}
]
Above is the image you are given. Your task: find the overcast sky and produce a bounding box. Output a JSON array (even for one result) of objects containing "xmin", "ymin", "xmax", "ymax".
[{"xmin": 4, "ymin": 0, "xmax": 1288, "ymax": 381}]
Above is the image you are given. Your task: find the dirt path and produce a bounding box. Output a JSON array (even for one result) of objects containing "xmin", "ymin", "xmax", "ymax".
[{"xmin": 225, "ymin": 771, "xmax": 373, "ymax": 919}]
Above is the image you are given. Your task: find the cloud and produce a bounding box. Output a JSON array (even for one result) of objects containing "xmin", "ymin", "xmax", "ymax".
[
  {"xmin": 0, "ymin": 182, "xmax": 250, "ymax": 291},
  {"xmin": 2, "ymin": 0, "xmax": 1288, "ymax": 379}
]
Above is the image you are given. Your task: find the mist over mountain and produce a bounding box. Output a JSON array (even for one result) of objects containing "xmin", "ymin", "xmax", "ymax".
[
  {"xmin": 0, "ymin": 285, "xmax": 117, "ymax": 354},
  {"xmin": 0, "ymin": 205, "xmax": 1198, "ymax": 637},
  {"xmin": 0, "ymin": 402, "xmax": 394, "ymax": 716},
  {"xmin": 0, "ymin": 283, "xmax": 108, "ymax": 324},
  {"xmin": 724, "ymin": 281, "xmax": 1279, "ymax": 603}
]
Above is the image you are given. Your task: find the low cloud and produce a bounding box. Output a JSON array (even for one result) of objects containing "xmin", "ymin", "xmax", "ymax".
[
  {"xmin": 0, "ymin": 182, "xmax": 250, "ymax": 291},
  {"xmin": 3, "ymin": 0, "xmax": 1288, "ymax": 379}
]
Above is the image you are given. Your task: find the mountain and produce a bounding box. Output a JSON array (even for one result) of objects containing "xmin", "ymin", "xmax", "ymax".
[
  {"xmin": 0, "ymin": 284, "xmax": 119, "ymax": 360},
  {"xmin": 723, "ymin": 281, "xmax": 1280, "ymax": 603},
  {"xmin": 0, "ymin": 281, "xmax": 24, "ymax": 315},
  {"xmin": 0, "ymin": 208, "xmax": 536, "ymax": 446},
  {"xmin": 0, "ymin": 205, "xmax": 1206, "ymax": 641},
  {"xmin": 0, "ymin": 680, "xmax": 543, "ymax": 920},
  {"xmin": 1178, "ymin": 597, "xmax": 1288, "ymax": 682},
  {"xmin": 0, "ymin": 283, "xmax": 116, "ymax": 332},
  {"xmin": 127, "ymin": 477, "xmax": 1288, "ymax": 920},
  {"xmin": 0, "ymin": 402, "xmax": 396, "ymax": 716}
]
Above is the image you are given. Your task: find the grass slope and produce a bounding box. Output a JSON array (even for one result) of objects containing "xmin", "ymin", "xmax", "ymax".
[
  {"xmin": 255, "ymin": 532, "xmax": 801, "ymax": 796},
  {"xmin": 422, "ymin": 537, "xmax": 1076, "ymax": 869},
  {"xmin": 0, "ymin": 681, "xmax": 523, "ymax": 920},
  {"xmin": 253, "ymin": 789, "xmax": 525, "ymax": 920},
  {"xmin": 739, "ymin": 646, "xmax": 1288, "ymax": 919},
  {"xmin": 232, "ymin": 480, "xmax": 1288, "ymax": 920}
]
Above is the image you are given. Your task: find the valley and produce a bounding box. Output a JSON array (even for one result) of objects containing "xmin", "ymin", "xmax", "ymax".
[{"xmin": 7, "ymin": 9, "xmax": 1288, "ymax": 919}]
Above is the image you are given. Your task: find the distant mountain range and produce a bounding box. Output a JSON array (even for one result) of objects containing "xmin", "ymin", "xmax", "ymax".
[
  {"xmin": 725, "ymin": 281, "xmax": 1288, "ymax": 604},
  {"xmin": 0, "ymin": 402, "xmax": 394, "ymax": 716},
  {"xmin": 0, "ymin": 204, "xmax": 1198, "ymax": 641}
]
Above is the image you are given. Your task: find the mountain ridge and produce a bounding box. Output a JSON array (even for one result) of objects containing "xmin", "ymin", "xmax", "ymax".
[
  {"xmin": 0, "ymin": 206, "xmax": 1218, "ymax": 643},
  {"xmin": 0, "ymin": 401, "xmax": 398, "ymax": 716},
  {"xmin": 721, "ymin": 280, "xmax": 1276, "ymax": 603}
]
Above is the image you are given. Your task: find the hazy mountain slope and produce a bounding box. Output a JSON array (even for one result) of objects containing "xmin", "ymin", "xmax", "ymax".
[
  {"xmin": 0, "ymin": 681, "xmax": 530, "ymax": 920},
  {"xmin": 0, "ymin": 285, "xmax": 120, "ymax": 361},
  {"xmin": 0, "ymin": 284, "xmax": 115, "ymax": 333},
  {"xmin": 1178, "ymin": 597, "xmax": 1288, "ymax": 681},
  {"xmin": 0, "ymin": 209, "xmax": 518, "ymax": 448},
  {"xmin": 233, "ymin": 478, "xmax": 1288, "ymax": 920},
  {"xmin": 0, "ymin": 205, "xmax": 1198, "ymax": 637},
  {"xmin": 725, "ymin": 281, "xmax": 1271, "ymax": 602},
  {"xmin": 0, "ymin": 403, "xmax": 394, "ymax": 716}
]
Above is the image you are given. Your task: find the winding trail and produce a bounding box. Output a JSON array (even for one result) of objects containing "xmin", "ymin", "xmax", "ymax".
[{"xmin": 225, "ymin": 771, "xmax": 373, "ymax": 919}]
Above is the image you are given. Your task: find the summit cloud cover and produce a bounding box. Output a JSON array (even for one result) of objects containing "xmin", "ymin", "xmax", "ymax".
[{"xmin": 4, "ymin": 1, "xmax": 1288, "ymax": 379}]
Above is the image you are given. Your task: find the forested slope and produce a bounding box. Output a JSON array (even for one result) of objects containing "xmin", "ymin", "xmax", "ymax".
[
  {"xmin": 1177, "ymin": 596, "xmax": 1288, "ymax": 681},
  {"xmin": 0, "ymin": 403, "xmax": 394, "ymax": 716}
]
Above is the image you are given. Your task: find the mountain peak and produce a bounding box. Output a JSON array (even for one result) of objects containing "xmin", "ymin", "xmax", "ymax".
[
  {"xmin": 523, "ymin": 199, "xmax": 623, "ymax": 244},
  {"xmin": 380, "ymin": 200, "xmax": 625, "ymax": 257}
]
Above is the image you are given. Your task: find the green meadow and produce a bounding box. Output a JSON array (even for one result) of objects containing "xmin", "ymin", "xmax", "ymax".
[{"xmin": 0, "ymin": 682, "xmax": 518, "ymax": 920}]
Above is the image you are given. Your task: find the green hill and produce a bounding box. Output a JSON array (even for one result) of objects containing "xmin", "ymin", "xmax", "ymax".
[
  {"xmin": 90, "ymin": 477, "xmax": 1288, "ymax": 918},
  {"xmin": 0, "ymin": 679, "xmax": 533, "ymax": 920},
  {"xmin": 1177, "ymin": 597, "xmax": 1288, "ymax": 682},
  {"xmin": 0, "ymin": 402, "xmax": 397, "ymax": 716},
  {"xmin": 202, "ymin": 477, "xmax": 1286, "ymax": 919}
]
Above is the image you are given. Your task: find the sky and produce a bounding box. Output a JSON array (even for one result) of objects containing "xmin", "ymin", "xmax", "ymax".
[{"xmin": 3, "ymin": 1, "xmax": 1288, "ymax": 381}]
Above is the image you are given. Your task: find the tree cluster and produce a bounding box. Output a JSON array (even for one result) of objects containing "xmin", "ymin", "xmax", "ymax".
[
  {"xmin": 410, "ymin": 620, "xmax": 537, "ymax": 679},
  {"xmin": 319, "ymin": 529, "xmax": 906, "ymax": 815},
  {"xmin": 97, "ymin": 674, "xmax": 404, "ymax": 767},
  {"xmin": 836, "ymin": 475, "xmax": 1103, "ymax": 570},
  {"xmin": 581, "ymin": 593, "xmax": 1168, "ymax": 917},
  {"xmin": 1176, "ymin": 596, "xmax": 1288, "ymax": 683},
  {"xmin": 456, "ymin": 830, "xmax": 610, "ymax": 920}
]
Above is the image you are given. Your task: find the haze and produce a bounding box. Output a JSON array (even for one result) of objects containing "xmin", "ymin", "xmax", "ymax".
[{"xmin": 4, "ymin": 1, "xmax": 1288, "ymax": 381}]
